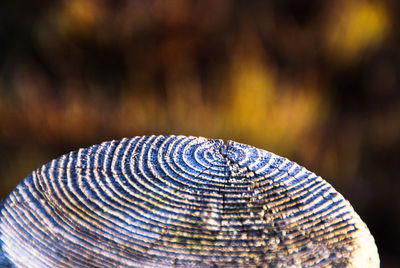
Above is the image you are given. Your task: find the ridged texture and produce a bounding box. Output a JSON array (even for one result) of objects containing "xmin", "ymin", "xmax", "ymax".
[{"xmin": 0, "ymin": 135, "xmax": 379, "ymax": 267}]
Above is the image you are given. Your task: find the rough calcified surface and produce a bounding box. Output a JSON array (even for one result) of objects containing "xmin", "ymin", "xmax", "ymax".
[{"xmin": 0, "ymin": 135, "xmax": 379, "ymax": 267}]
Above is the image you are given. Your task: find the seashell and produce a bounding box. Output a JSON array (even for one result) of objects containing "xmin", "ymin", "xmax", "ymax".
[{"xmin": 0, "ymin": 135, "xmax": 379, "ymax": 267}]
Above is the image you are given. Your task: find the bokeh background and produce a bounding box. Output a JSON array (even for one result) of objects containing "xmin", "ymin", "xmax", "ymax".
[{"xmin": 0, "ymin": 0, "xmax": 399, "ymax": 266}]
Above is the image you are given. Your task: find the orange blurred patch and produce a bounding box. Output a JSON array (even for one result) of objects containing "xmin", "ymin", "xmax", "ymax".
[{"xmin": 58, "ymin": 0, "xmax": 107, "ymax": 38}]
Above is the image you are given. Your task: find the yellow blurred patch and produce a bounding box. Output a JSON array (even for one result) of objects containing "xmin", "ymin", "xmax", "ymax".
[
  {"xmin": 221, "ymin": 33, "xmax": 325, "ymax": 154},
  {"xmin": 227, "ymin": 57, "xmax": 275, "ymax": 137},
  {"xmin": 325, "ymin": 1, "xmax": 389, "ymax": 63}
]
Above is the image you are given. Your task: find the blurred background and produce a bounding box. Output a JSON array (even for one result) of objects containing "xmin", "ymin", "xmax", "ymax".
[{"xmin": 0, "ymin": 0, "xmax": 399, "ymax": 266}]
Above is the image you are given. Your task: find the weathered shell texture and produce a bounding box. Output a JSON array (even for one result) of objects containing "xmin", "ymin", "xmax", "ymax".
[{"xmin": 0, "ymin": 135, "xmax": 379, "ymax": 267}]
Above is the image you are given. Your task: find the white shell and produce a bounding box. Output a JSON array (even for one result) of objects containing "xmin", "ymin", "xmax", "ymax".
[{"xmin": 0, "ymin": 135, "xmax": 379, "ymax": 267}]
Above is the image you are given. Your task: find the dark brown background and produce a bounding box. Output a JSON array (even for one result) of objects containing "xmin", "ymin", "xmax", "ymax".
[{"xmin": 0, "ymin": 0, "xmax": 399, "ymax": 266}]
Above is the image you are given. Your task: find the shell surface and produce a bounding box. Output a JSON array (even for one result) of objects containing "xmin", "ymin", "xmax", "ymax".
[{"xmin": 0, "ymin": 135, "xmax": 379, "ymax": 267}]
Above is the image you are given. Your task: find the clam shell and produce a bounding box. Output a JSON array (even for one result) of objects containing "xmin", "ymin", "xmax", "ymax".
[{"xmin": 0, "ymin": 135, "xmax": 379, "ymax": 267}]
